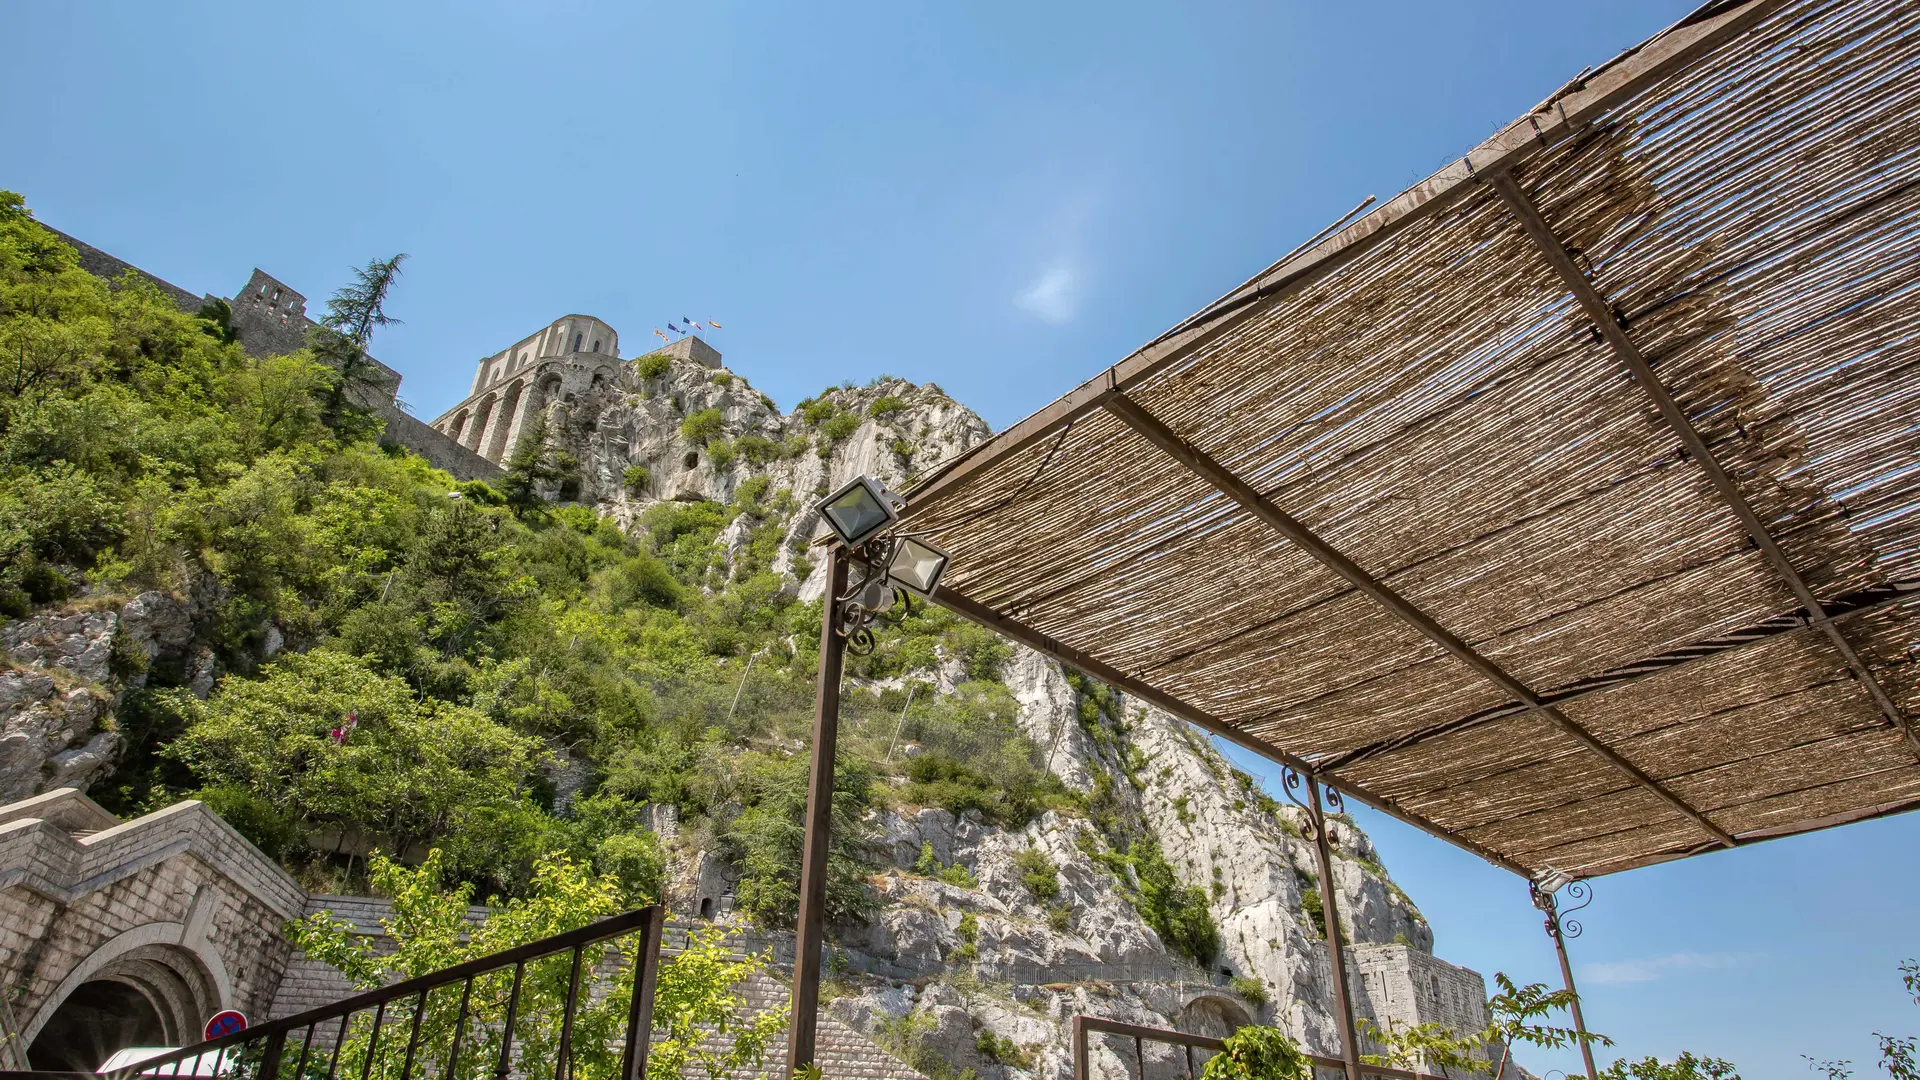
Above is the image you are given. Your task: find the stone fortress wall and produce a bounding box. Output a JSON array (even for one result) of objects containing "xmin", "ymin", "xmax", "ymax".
[
  {"xmin": 428, "ymin": 314, "xmax": 625, "ymax": 466},
  {"xmin": 41, "ymin": 227, "xmax": 501, "ymax": 484}
]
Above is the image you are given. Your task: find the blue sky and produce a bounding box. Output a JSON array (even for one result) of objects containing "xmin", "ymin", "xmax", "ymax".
[{"xmin": 8, "ymin": 0, "xmax": 1917, "ymax": 1073}]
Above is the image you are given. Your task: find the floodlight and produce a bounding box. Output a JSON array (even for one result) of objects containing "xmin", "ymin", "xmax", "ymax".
[
  {"xmin": 816, "ymin": 476, "xmax": 899, "ymax": 549},
  {"xmin": 887, "ymin": 536, "xmax": 951, "ymax": 598}
]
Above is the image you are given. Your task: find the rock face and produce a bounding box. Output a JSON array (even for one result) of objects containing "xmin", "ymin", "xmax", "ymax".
[
  {"xmin": 0, "ymin": 591, "xmax": 204, "ymax": 803},
  {"xmin": 553, "ymin": 353, "xmax": 1485, "ymax": 1078}
]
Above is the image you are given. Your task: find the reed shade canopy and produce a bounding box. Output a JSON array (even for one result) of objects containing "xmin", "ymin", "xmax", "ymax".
[{"xmin": 899, "ymin": 0, "xmax": 1920, "ymax": 880}]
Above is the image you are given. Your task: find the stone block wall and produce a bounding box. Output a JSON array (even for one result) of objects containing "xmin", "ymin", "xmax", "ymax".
[{"xmin": 0, "ymin": 791, "xmax": 305, "ymax": 1054}]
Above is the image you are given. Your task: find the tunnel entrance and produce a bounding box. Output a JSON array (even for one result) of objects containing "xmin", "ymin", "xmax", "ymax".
[{"xmin": 27, "ymin": 980, "xmax": 168, "ymax": 1073}]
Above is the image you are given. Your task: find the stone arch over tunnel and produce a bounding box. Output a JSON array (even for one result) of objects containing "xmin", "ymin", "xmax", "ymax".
[
  {"xmin": 25, "ymin": 940, "xmax": 220, "ymax": 1071},
  {"xmin": 1177, "ymin": 993, "xmax": 1254, "ymax": 1039}
]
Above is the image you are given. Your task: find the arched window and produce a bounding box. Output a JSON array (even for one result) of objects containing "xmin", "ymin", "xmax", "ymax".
[
  {"xmin": 591, "ymin": 339, "xmax": 600, "ymax": 353},
  {"xmin": 573, "ymin": 332, "xmax": 583, "ymax": 351}
]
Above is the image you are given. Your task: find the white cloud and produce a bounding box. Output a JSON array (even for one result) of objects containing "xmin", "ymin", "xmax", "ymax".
[
  {"xmin": 1583, "ymin": 951, "xmax": 1745, "ymax": 985},
  {"xmin": 1016, "ymin": 261, "xmax": 1082, "ymax": 323}
]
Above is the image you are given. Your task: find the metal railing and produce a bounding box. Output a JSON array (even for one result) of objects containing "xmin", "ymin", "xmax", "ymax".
[
  {"xmin": 1070, "ymin": 1016, "xmax": 1452, "ymax": 1080},
  {"xmin": 8, "ymin": 906, "xmax": 665, "ymax": 1080}
]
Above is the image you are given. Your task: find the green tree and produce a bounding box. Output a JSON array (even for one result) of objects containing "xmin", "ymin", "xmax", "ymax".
[
  {"xmin": 288, "ymin": 851, "xmax": 784, "ymax": 1080},
  {"xmin": 1199, "ymin": 1025, "xmax": 1311, "ymax": 1080},
  {"xmin": 313, "ymin": 252, "xmax": 407, "ymax": 429},
  {"xmin": 1357, "ymin": 973, "xmax": 1614, "ymax": 1077},
  {"xmin": 500, "ymin": 408, "xmax": 568, "ymax": 509},
  {"xmin": 166, "ymin": 650, "xmax": 545, "ymax": 862},
  {"xmin": 1598, "ymin": 1053, "xmax": 1740, "ymax": 1080}
]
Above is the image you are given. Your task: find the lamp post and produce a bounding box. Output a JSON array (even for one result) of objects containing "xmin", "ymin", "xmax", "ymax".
[
  {"xmin": 1283, "ymin": 767, "xmax": 1361, "ymax": 1080},
  {"xmin": 786, "ymin": 477, "xmax": 949, "ymax": 1079},
  {"xmin": 1531, "ymin": 876, "xmax": 1598, "ymax": 1080}
]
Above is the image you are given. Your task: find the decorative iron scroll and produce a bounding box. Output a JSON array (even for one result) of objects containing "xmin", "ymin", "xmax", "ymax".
[
  {"xmin": 1531, "ymin": 878, "xmax": 1594, "ymax": 940},
  {"xmin": 1280, "ymin": 767, "xmax": 1342, "ymax": 842},
  {"xmin": 833, "ymin": 533, "xmax": 914, "ymax": 656}
]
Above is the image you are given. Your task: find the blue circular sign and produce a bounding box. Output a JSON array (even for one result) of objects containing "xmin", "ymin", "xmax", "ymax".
[{"xmin": 205, "ymin": 1009, "xmax": 247, "ymax": 1041}]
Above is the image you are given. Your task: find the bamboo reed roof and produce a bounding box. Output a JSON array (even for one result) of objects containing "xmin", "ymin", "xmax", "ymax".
[{"xmin": 901, "ymin": 0, "xmax": 1920, "ymax": 879}]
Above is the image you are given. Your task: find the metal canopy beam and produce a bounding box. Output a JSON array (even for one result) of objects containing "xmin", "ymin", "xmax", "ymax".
[
  {"xmin": 1324, "ymin": 579, "xmax": 1920, "ymax": 772},
  {"xmin": 1489, "ymin": 171, "xmax": 1920, "ymax": 763},
  {"xmin": 901, "ymin": 0, "xmax": 1787, "ymax": 523},
  {"xmin": 924, "ymin": 585, "xmax": 1538, "ymax": 878},
  {"xmin": 1100, "ymin": 392, "xmax": 1739, "ymax": 850}
]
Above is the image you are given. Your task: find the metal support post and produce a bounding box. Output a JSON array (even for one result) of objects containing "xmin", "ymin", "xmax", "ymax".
[
  {"xmin": 1289, "ymin": 769, "xmax": 1362, "ymax": 1080},
  {"xmin": 786, "ymin": 547, "xmax": 849, "ymax": 1078},
  {"xmin": 1533, "ymin": 882, "xmax": 1598, "ymax": 1080}
]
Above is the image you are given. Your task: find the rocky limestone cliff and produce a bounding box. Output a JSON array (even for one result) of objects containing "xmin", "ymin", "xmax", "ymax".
[
  {"xmin": 548, "ymin": 350, "xmax": 1467, "ymax": 1077},
  {"xmin": 0, "ymin": 345, "xmax": 1480, "ymax": 1078}
]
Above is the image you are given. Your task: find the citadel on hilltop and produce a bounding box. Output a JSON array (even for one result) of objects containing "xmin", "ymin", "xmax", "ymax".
[{"xmin": 427, "ymin": 316, "xmax": 721, "ymax": 466}]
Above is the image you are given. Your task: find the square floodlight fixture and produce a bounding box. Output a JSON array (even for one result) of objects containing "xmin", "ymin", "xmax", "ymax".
[
  {"xmin": 816, "ymin": 475, "xmax": 899, "ymax": 550},
  {"xmin": 887, "ymin": 536, "xmax": 951, "ymax": 598}
]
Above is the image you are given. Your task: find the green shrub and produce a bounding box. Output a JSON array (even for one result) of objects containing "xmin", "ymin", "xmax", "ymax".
[
  {"xmin": 622, "ymin": 464, "xmax": 650, "ymax": 495},
  {"xmin": 903, "ymin": 752, "xmax": 1065, "ymax": 830},
  {"xmin": 953, "ymin": 912, "xmax": 979, "ymax": 962},
  {"xmin": 734, "ymin": 434, "xmax": 778, "ymax": 465},
  {"xmin": 1047, "ymin": 904, "xmax": 1073, "ymax": 933},
  {"xmin": 1013, "ymin": 846, "xmax": 1059, "ymax": 901},
  {"xmin": 1230, "ymin": 975, "xmax": 1269, "ymax": 1005},
  {"xmin": 868, "ymin": 395, "xmax": 907, "ymax": 418},
  {"xmin": 680, "ymin": 408, "xmax": 724, "ymax": 444},
  {"xmin": 822, "ymin": 412, "xmax": 860, "ymax": 443},
  {"xmin": 712, "ymin": 371, "xmax": 734, "ymax": 388},
  {"xmin": 1300, "ymin": 883, "xmax": 1326, "ymax": 938},
  {"xmin": 799, "ymin": 398, "xmax": 838, "ymax": 426},
  {"xmin": 974, "ymin": 1031, "xmax": 1034, "ymax": 1070},
  {"xmin": 707, "ymin": 439, "xmax": 736, "ymax": 471},
  {"xmin": 1200, "ymin": 1026, "xmax": 1310, "ymax": 1080},
  {"xmin": 636, "ymin": 352, "xmax": 672, "ymax": 379}
]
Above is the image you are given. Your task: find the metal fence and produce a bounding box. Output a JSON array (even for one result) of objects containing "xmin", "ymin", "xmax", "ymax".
[
  {"xmin": 5, "ymin": 906, "xmax": 665, "ymax": 1080},
  {"xmin": 1069, "ymin": 1015, "xmax": 1451, "ymax": 1080}
]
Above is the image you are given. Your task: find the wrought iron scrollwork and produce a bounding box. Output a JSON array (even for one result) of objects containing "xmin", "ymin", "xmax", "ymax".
[
  {"xmin": 831, "ymin": 532, "xmax": 915, "ymax": 656},
  {"xmin": 1531, "ymin": 877, "xmax": 1594, "ymax": 939},
  {"xmin": 1281, "ymin": 767, "xmax": 1332, "ymax": 842}
]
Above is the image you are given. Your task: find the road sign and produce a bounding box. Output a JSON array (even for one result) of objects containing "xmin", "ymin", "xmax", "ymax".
[{"xmin": 204, "ymin": 1010, "xmax": 247, "ymax": 1041}]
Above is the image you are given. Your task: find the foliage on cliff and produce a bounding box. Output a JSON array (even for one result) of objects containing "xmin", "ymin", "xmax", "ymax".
[{"xmin": 0, "ymin": 191, "xmax": 1075, "ymax": 919}]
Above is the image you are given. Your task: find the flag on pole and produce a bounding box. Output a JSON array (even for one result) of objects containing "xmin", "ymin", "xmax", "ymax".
[
  {"xmin": 668, "ymin": 322, "xmax": 682, "ymax": 333},
  {"xmin": 708, "ymin": 320, "xmax": 723, "ymax": 329},
  {"xmin": 690, "ymin": 320, "xmax": 705, "ymax": 331},
  {"xmin": 329, "ymin": 712, "xmax": 359, "ymax": 747},
  {"xmin": 653, "ymin": 328, "xmax": 669, "ymax": 342}
]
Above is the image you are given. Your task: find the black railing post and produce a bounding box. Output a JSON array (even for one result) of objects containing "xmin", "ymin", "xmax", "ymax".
[
  {"xmin": 259, "ymin": 1029, "xmax": 288, "ymax": 1080},
  {"xmin": 359, "ymin": 1001, "xmax": 386, "ymax": 1080},
  {"xmin": 445, "ymin": 977, "xmax": 474, "ymax": 1079},
  {"xmin": 399, "ymin": 989, "xmax": 428, "ymax": 1080},
  {"xmin": 557, "ymin": 944, "xmax": 585, "ymax": 1080},
  {"xmin": 620, "ymin": 907, "xmax": 667, "ymax": 1080},
  {"xmin": 495, "ymin": 962, "xmax": 526, "ymax": 1080},
  {"xmin": 326, "ymin": 1013, "xmax": 351, "ymax": 1080}
]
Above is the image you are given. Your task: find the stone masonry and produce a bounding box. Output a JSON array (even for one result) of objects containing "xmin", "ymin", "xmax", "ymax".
[
  {"xmin": 40, "ymin": 224, "xmax": 502, "ymax": 484},
  {"xmin": 0, "ymin": 789, "xmax": 929, "ymax": 1080}
]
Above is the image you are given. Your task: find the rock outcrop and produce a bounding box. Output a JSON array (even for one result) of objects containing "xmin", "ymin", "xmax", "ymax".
[
  {"xmin": 549, "ymin": 351, "xmax": 1479, "ymax": 1078},
  {"xmin": 0, "ymin": 591, "xmax": 206, "ymax": 803}
]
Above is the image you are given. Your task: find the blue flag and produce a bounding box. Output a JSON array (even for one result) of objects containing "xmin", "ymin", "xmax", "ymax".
[{"xmin": 668, "ymin": 322, "xmax": 681, "ymax": 333}]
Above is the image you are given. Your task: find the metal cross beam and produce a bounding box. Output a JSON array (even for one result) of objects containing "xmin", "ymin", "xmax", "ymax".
[
  {"xmin": 1323, "ymin": 579, "xmax": 1920, "ymax": 773},
  {"xmin": 1489, "ymin": 171, "xmax": 1920, "ymax": 762},
  {"xmin": 1101, "ymin": 391, "xmax": 1739, "ymax": 849},
  {"xmin": 924, "ymin": 585, "xmax": 1537, "ymax": 878}
]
